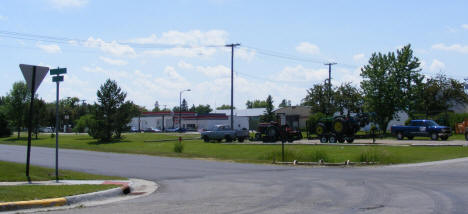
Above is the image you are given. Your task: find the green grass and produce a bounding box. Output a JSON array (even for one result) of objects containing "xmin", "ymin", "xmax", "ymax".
[
  {"xmin": 0, "ymin": 185, "xmax": 118, "ymax": 202},
  {"xmin": 1, "ymin": 133, "xmax": 468, "ymax": 164},
  {"xmin": 0, "ymin": 161, "xmax": 124, "ymax": 182}
]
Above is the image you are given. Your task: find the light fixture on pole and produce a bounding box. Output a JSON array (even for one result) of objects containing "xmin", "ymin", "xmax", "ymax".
[{"xmin": 179, "ymin": 89, "xmax": 191, "ymax": 130}]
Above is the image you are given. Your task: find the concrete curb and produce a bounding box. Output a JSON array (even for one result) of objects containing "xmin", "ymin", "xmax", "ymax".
[{"xmin": 0, "ymin": 182, "xmax": 131, "ymax": 212}]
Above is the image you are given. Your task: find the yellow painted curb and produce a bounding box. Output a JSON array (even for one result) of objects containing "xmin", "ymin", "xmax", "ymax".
[{"xmin": 0, "ymin": 197, "xmax": 67, "ymax": 211}]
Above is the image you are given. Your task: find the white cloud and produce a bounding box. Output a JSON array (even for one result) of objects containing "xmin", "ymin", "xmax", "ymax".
[
  {"xmin": 82, "ymin": 66, "xmax": 130, "ymax": 79},
  {"xmin": 274, "ymin": 65, "xmax": 328, "ymax": 82},
  {"xmin": 462, "ymin": 24, "xmax": 468, "ymax": 30},
  {"xmin": 432, "ymin": 43, "xmax": 468, "ymax": 54},
  {"xmin": 430, "ymin": 59, "xmax": 445, "ymax": 72},
  {"xmin": 353, "ymin": 53, "xmax": 365, "ymax": 62},
  {"xmin": 296, "ymin": 42, "xmax": 320, "ymax": 55},
  {"xmin": 130, "ymin": 30, "xmax": 228, "ymax": 46},
  {"xmin": 196, "ymin": 65, "xmax": 230, "ymax": 78},
  {"xmin": 177, "ymin": 60, "xmax": 194, "ymax": 69},
  {"xmin": 49, "ymin": 0, "xmax": 87, "ymax": 9},
  {"xmin": 236, "ymin": 47, "xmax": 256, "ymax": 61},
  {"xmin": 99, "ymin": 56, "xmax": 128, "ymax": 66},
  {"xmin": 36, "ymin": 43, "xmax": 61, "ymax": 54},
  {"xmin": 84, "ymin": 37, "xmax": 136, "ymax": 57}
]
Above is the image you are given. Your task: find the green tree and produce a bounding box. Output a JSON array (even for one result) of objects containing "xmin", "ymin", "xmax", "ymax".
[
  {"xmin": 190, "ymin": 104, "xmax": 212, "ymax": 114},
  {"xmin": 216, "ymin": 104, "xmax": 235, "ymax": 110},
  {"xmin": 260, "ymin": 95, "xmax": 275, "ymax": 122},
  {"xmin": 278, "ymin": 99, "xmax": 291, "ymax": 108},
  {"xmin": 5, "ymin": 81, "xmax": 29, "ymax": 139},
  {"xmin": 90, "ymin": 79, "xmax": 130, "ymax": 141},
  {"xmin": 246, "ymin": 99, "xmax": 268, "ymax": 108},
  {"xmin": 114, "ymin": 101, "xmax": 140, "ymax": 138},
  {"xmin": 360, "ymin": 45, "xmax": 422, "ymax": 133},
  {"xmin": 302, "ymin": 82, "xmax": 332, "ymax": 115},
  {"xmin": 0, "ymin": 111, "xmax": 11, "ymax": 137},
  {"xmin": 333, "ymin": 82, "xmax": 364, "ymax": 116}
]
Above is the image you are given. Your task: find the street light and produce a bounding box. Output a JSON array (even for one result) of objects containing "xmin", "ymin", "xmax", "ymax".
[{"xmin": 179, "ymin": 89, "xmax": 191, "ymax": 130}]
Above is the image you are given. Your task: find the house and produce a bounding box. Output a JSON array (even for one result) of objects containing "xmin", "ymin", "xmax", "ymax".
[
  {"xmin": 211, "ymin": 108, "xmax": 266, "ymax": 130},
  {"xmin": 274, "ymin": 106, "xmax": 311, "ymax": 130}
]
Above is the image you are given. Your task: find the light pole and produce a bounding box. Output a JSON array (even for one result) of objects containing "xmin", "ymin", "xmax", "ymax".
[{"xmin": 179, "ymin": 89, "xmax": 191, "ymax": 130}]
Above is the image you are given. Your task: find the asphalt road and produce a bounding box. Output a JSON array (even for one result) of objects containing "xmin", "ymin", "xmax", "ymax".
[{"xmin": 2, "ymin": 144, "xmax": 468, "ymax": 214}]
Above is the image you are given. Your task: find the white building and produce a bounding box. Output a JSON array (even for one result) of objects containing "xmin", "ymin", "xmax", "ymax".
[{"xmin": 211, "ymin": 108, "xmax": 266, "ymax": 130}]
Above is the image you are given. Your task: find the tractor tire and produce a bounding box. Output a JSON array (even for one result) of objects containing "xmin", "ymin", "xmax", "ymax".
[
  {"xmin": 315, "ymin": 123, "xmax": 327, "ymax": 136},
  {"xmin": 320, "ymin": 136, "xmax": 328, "ymax": 143},
  {"xmin": 338, "ymin": 137, "xmax": 345, "ymax": 143},
  {"xmin": 329, "ymin": 135, "xmax": 337, "ymax": 143},
  {"xmin": 267, "ymin": 127, "xmax": 277, "ymax": 142},
  {"xmin": 345, "ymin": 137, "xmax": 354, "ymax": 143},
  {"xmin": 332, "ymin": 118, "xmax": 346, "ymax": 134},
  {"xmin": 203, "ymin": 136, "xmax": 210, "ymax": 142}
]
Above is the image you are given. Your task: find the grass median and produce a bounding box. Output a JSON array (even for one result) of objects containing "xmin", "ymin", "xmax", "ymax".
[
  {"xmin": 1, "ymin": 132, "xmax": 468, "ymax": 164},
  {"xmin": 0, "ymin": 161, "xmax": 124, "ymax": 203}
]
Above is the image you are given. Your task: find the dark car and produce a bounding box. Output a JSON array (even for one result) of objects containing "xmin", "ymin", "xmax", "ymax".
[
  {"xmin": 166, "ymin": 127, "xmax": 186, "ymax": 133},
  {"xmin": 391, "ymin": 120, "xmax": 451, "ymax": 141}
]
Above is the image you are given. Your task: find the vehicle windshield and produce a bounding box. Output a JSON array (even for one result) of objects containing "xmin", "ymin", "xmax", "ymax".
[{"xmin": 426, "ymin": 120, "xmax": 439, "ymax": 126}]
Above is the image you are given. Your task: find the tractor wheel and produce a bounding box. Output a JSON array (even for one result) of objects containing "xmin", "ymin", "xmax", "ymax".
[
  {"xmin": 329, "ymin": 135, "xmax": 337, "ymax": 143},
  {"xmin": 338, "ymin": 137, "xmax": 345, "ymax": 143},
  {"xmin": 267, "ymin": 127, "xmax": 277, "ymax": 142},
  {"xmin": 345, "ymin": 137, "xmax": 354, "ymax": 143},
  {"xmin": 315, "ymin": 123, "xmax": 327, "ymax": 136},
  {"xmin": 333, "ymin": 118, "xmax": 346, "ymax": 134},
  {"xmin": 320, "ymin": 136, "xmax": 328, "ymax": 143}
]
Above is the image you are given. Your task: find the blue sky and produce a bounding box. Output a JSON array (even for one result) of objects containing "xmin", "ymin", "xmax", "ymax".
[{"xmin": 1, "ymin": 0, "xmax": 467, "ymax": 110}]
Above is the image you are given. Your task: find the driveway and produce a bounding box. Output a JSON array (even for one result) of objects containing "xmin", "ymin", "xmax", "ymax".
[{"xmin": 1, "ymin": 144, "xmax": 468, "ymax": 214}]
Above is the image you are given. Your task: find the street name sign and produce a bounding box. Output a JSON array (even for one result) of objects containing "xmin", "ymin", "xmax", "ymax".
[{"xmin": 50, "ymin": 68, "xmax": 67, "ymax": 75}]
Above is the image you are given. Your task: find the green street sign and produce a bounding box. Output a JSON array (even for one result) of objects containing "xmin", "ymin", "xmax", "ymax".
[
  {"xmin": 52, "ymin": 76, "xmax": 64, "ymax": 82},
  {"xmin": 50, "ymin": 68, "xmax": 67, "ymax": 75}
]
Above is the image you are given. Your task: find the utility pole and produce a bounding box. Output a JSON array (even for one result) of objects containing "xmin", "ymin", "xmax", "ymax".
[
  {"xmin": 226, "ymin": 43, "xmax": 240, "ymax": 129},
  {"xmin": 324, "ymin": 62, "xmax": 337, "ymax": 116}
]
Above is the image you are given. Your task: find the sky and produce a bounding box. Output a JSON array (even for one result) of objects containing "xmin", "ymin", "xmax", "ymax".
[{"xmin": 0, "ymin": 0, "xmax": 467, "ymax": 110}]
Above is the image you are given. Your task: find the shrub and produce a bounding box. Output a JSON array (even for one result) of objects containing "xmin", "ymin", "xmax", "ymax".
[
  {"xmin": 174, "ymin": 142, "xmax": 184, "ymax": 153},
  {"xmin": 0, "ymin": 112, "xmax": 11, "ymax": 137}
]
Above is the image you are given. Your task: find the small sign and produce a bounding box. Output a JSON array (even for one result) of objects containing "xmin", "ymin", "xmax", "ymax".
[
  {"xmin": 52, "ymin": 76, "xmax": 64, "ymax": 82},
  {"xmin": 19, "ymin": 64, "xmax": 49, "ymax": 92},
  {"xmin": 50, "ymin": 68, "xmax": 67, "ymax": 75}
]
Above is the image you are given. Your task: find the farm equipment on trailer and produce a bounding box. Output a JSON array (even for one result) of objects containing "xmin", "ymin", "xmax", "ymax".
[
  {"xmin": 313, "ymin": 113, "xmax": 371, "ymax": 143},
  {"xmin": 254, "ymin": 121, "xmax": 303, "ymax": 143}
]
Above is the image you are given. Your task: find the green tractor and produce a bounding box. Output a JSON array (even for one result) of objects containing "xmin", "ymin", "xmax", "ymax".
[{"xmin": 314, "ymin": 113, "xmax": 370, "ymax": 143}]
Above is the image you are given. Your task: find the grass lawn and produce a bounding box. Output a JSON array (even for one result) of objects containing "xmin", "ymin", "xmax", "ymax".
[
  {"xmin": 0, "ymin": 185, "xmax": 118, "ymax": 202},
  {"xmin": 0, "ymin": 161, "xmax": 124, "ymax": 203},
  {"xmin": 2, "ymin": 133, "xmax": 468, "ymax": 164}
]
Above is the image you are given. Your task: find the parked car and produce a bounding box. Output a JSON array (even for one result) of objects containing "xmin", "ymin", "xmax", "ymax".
[
  {"xmin": 166, "ymin": 127, "xmax": 186, "ymax": 133},
  {"xmin": 39, "ymin": 127, "xmax": 54, "ymax": 133},
  {"xmin": 201, "ymin": 125, "xmax": 249, "ymax": 142},
  {"xmin": 129, "ymin": 127, "xmax": 139, "ymax": 132},
  {"xmin": 391, "ymin": 120, "xmax": 451, "ymax": 141},
  {"xmin": 144, "ymin": 128, "xmax": 161, "ymax": 133}
]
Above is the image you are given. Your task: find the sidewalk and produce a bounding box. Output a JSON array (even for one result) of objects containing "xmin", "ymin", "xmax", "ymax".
[{"xmin": 0, "ymin": 178, "xmax": 157, "ymax": 212}]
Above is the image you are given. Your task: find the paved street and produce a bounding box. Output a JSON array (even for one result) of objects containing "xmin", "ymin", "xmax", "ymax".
[{"xmin": 2, "ymin": 144, "xmax": 468, "ymax": 214}]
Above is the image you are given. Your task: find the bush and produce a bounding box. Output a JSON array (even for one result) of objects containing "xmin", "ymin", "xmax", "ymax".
[
  {"xmin": 0, "ymin": 112, "xmax": 11, "ymax": 137},
  {"xmin": 174, "ymin": 142, "xmax": 184, "ymax": 153}
]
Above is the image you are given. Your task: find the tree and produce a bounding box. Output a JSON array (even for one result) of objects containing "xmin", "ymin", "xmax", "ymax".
[
  {"xmin": 190, "ymin": 104, "xmax": 212, "ymax": 114},
  {"xmin": 0, "ymin": 111, "xmax": 11, "ymax": 137},
  {"xmin": 114, "ymin": 101, "xmax": 140, "ymax": 138},
  {"xmin": 278, "ymin": 99, "xmax": 292, "ymax": 108},
  {"xmin": 5, "ymin": 81, "xmax": 29, "ymax": 139},
  {"xmin": 302, "ymin": 82, "xmax": 332, "ymax": 115},
  {"xmin": 216, "ymin": 104, "xmax": 235, "ymax": 110},
  {"xmin": 260, "ymin": 95, "xmax": 275, "ymax": 122},
  {"xmin": 360, "ymin": 44, "xmax": 423, "ymax": 133},
  {"xmin": 24, "ymin": 98, "xmax": 47, "ymax": 139},
  {"xmin": 246, "ymin": 99, "xmax": 268, "ymax": 108},
  {"xmin": 89, "ymin": 79, "xmax": 130, "ymax": 141},
  {"xmin": 333, "ymin": 83, "xmax": 364, "ymax": 116}
]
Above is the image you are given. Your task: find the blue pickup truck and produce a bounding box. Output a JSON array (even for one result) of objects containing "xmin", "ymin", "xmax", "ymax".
[{"xmin": 391, "ymin": 120, "xmax": 451, "ymax": 141}]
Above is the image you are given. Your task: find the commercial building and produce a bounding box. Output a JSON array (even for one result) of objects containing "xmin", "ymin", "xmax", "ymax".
[
  {"xmin": 274, "ymin": 106, "xmax": 311, "ymax": 130},
  {"xmin": 211, "ymin": 108, "xmax": 266, "ymax": 130}
]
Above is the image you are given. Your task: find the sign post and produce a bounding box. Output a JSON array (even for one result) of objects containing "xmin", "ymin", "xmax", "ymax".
[
  {"xmin": 50, "ymin": 67, "xmax": 66, "ymax": 182},
  {"xmin": 20, "ymin": 64, "xmax": 49, "ymax": 183}
]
